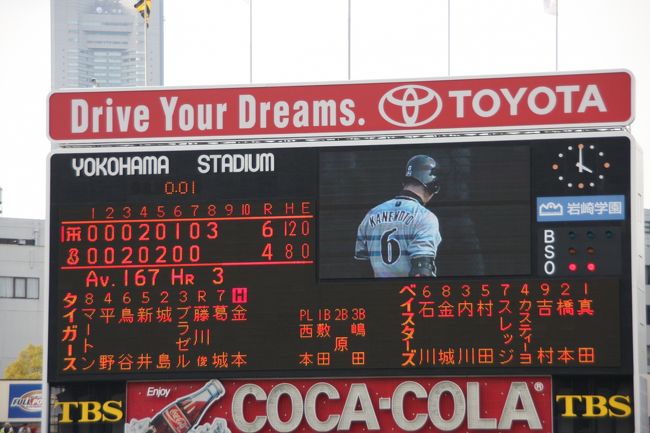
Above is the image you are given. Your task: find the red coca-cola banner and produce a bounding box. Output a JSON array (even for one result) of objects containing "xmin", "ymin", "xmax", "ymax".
[
  {"xmin": 125, "ymin": 377, "xmax": 552, "ymax": 433},
  {"xmin": 48, "ymin": 71, "xmax": 633, "ymax": 144}
]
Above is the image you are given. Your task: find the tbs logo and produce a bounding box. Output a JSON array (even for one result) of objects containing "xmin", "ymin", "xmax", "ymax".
[{"xmin": 379, "ymin": 85, "xmax": 443, "ymax": 127}]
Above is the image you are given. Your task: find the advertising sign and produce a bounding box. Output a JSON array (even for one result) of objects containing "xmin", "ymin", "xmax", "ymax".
[
  {"xmin": 7, "ymin": 383, "xmax": 42, "ymax": 419},
  {"xmin": 554, "ymin": 376, "xmax": 634, "ymax": 432},
  {"xmin": 47, "ymin": 132, "xmax": 633, "ymax": 381},
  {"xmin": 49, "ymin": 382, "xmax": 125, "ymax": 432},
  {"xmin": 47, "ymin": 71, "xmax": 633, "ymax": 144},
  {"xmin": 126, "ymin": 377, "xmax": 553, "ymax": 433}
]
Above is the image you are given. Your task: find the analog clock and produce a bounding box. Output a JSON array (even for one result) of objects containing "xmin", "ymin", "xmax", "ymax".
[{"xmin": 551, "ymin": 143, "xmax": 611, "ymax": 189}]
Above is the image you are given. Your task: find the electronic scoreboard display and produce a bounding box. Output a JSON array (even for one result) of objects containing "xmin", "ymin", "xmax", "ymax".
[{"xmin": 48, "ymin": 133, "xmax": 632, "ymax": 381}]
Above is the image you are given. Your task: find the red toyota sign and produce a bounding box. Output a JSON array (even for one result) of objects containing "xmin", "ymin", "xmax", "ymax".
[
  {"xmin": 125, "ymin": 377, "xmax": 552, "ymax": 433},
  {"xmin": 48, "ymin": 70, "xmax": 633, "ymax": 144}
]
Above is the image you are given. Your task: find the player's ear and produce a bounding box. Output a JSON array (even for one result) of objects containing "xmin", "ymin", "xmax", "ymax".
[{"xmin": 429, "ymin": 182, "xmax": 440, "ymax": 195}]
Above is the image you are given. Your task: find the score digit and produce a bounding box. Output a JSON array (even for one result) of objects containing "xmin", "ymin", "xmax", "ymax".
[
  {"xmin": 262, "ymin": 221, "xmax": 274, "ymax": 238},
  {"xmin": 212, "ymin": 267, "xmax": 224, "ymax": 285},
  {"xmin": 262, "ymin": 243, "xmax": 273, "ymax": 260},
  {"xmin": 164, "ymin": 180, "xmax": 196, "ymax": 195}
]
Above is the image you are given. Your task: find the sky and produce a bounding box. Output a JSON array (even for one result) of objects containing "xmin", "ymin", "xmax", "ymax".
[{"xmin": 0, "ymin": 0, "xmax": 649, "ymax": 219}]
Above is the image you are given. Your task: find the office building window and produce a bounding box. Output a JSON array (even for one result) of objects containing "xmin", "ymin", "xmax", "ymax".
[
  {"xmin": 27, "ymin": 278, "xmax": 39, "ymax": 299},
  {"xmin": 0, "ymin": 238, "xmax": 36, "ymax": 245},
  {"xmin": 0, "ymin": 277, "xmax": 11, "ymax": 297},
  {"xmin": 14, "ymin": 278, "xmax": 26, "ymax": 298},
  {"xmin": 0, "ymin": 276, "xmax": 39, "ymax": 299}
]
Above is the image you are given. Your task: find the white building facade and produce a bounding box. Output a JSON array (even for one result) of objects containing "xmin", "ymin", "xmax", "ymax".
[
  {"xmin": 646, "ymin": 208, "xmax": 650, "ymax": 370},
  {"xmin": 0, "ymin": 218, "xmax": 44, "ymax": 377}
]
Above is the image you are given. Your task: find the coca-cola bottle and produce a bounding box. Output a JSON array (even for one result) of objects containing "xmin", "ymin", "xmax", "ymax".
[{"xmin": 145, "ymin": 380, "xmax": 226, "ymax": 433}]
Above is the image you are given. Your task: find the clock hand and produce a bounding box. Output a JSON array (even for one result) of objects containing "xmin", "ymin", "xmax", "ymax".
[
  {"xmin": 576, "ymin": 161, "xmax": 594, "ymax": 173},
  {"xmin": 575, "ymin": 143, "xmax": 593, "ymax": 173},
  {"xmin": 578, "ymin": 143, "xmax": 584, "ymax": 167}
]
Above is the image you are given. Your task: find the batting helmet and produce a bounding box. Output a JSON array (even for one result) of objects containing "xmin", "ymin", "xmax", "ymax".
[{"xmin": 404, "ymin": 155, "xmax": 440, "ymax": 194}]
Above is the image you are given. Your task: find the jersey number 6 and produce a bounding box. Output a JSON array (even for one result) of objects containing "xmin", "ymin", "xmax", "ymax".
[{"xmin": 381, "ymin": 228, "xmax": 401, "ymax": 265}]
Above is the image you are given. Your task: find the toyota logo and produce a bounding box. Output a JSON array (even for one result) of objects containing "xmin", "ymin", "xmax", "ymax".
[{"xmin": 379, "ymin": 85, "xmax": 443, "ymax": 127}]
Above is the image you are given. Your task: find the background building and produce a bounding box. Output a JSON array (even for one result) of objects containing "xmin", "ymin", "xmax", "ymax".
[
  {"xmin": 0, "ymin": 218, "xmax": 44, "ymax": 377},
  {"xmin": 52, "ymin": 0, "xmax": 163, "ymax": 89},
  {"xmin": 644, "ymin": 208, "xmax": 650, "ymax": 425}
]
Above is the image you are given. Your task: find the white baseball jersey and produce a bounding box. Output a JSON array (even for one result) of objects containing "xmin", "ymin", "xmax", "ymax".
[{"xmin": 355, "ymin": 192, "xmax": 441, "ymax": 277}]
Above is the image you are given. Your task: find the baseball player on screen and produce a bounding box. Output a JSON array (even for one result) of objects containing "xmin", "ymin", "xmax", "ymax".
[{"xmin": 355, "ymin": 155, "xmax": 442, "ymax": 277}]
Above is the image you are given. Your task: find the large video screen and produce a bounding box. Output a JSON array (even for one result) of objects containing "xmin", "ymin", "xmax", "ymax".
[
  {"xmin": 319, "ymin": 144, "xmax": 530, "ymax": 278},
  {"xmin": 47, "ymin": 135, "xmax": 632, "ymax": 381}
]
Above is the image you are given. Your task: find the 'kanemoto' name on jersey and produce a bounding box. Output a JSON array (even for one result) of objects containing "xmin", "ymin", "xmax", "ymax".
[{"xmin": 355, "ymin": 193, "xmax": 441, "ymax": 277}]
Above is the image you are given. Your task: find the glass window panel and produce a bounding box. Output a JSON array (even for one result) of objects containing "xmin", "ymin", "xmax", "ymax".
[
  {"xmin": 0, "ymin": 277, "xmax": 11, "ymax": 297},
  {"xmin": 14, "ymin": 277, "xmax": 27, "ymax": 298},
  {"xmin": 254, "ymin": 0, "xmax": 348, "ymax": 83},
  {"xmin": 352, "ymin": 0, "xmax": 448, "ymax": 80},
  {"xmin": 27, "ymin": 278, "xmax": 39, "ymax": 299}
]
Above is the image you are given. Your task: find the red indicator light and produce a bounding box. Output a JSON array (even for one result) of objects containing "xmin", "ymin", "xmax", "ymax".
[
  {"xmin": 568, "ymin": 263, "xmax": 578, "ymax": 272},
  {"xmin": 587, "ymin": 262, "xmax": 597, "ymax": 272}
]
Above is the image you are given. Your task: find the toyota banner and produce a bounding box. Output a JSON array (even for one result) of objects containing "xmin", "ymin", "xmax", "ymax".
[{"xmin": 48, "ymin": 70, "xmax": 632, "ymax": 144}]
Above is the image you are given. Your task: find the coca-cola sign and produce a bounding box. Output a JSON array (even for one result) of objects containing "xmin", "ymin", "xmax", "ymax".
[
  {"xmin": 126, "ymin": 377, "xmax": 552, "ymax": 433},
  {"xmin": 48, "ymin": 71, "xmax": 633, "ymax": 144}
]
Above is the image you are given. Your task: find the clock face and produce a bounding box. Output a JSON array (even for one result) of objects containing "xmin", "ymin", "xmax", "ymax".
[{"xmin": 551, "ymin": 143, "xmax": 611, "ymax": 189}]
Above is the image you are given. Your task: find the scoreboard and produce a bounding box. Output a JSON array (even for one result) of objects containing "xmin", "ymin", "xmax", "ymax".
[{"xmin": 47, "ymin": 132, "xmax": 635, "ymax": 382}]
